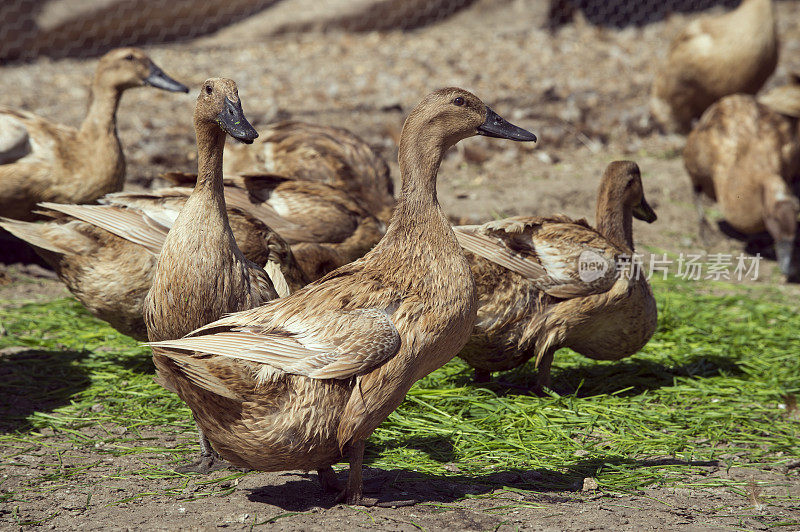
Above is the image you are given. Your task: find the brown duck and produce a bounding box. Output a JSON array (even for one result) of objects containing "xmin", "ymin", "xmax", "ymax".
[
  {"xmin": 144, "ymin": 78, "xmax": 283, "ymax": 473},
  {"xmin": 148, "ymin": 88, "xmax": 537, "ymax": 504},
  {"xmin": 684, "ymin": 94, "xmax": 800, "ymax": 281},
  {"xmin": 650, "ymin": 0, "xmax": 777, "ymax": 133},
  {"xmin": 455, "ymin": 161, "xmax": 658, "ymax": 392},
  {"xmin": 0, "ymin": 197, "xmax": 305, "ymax": 340},
  {"xmin": 0, "ymin": 47, "xmax": 188, "ymax": 220},
  {"xmin": 223, "ymin": 120, "xmax": 395, "ymax": 224}
]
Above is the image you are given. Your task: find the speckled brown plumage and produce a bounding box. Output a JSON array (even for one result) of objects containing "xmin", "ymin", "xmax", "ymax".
[
  {"xmin": 148, "ymin": 88, "xmax": 537, "ymax": 505},
  {"xmin": 0, "ymin": 198, "xmax": 305, "ymax": 341},
  {"xmin": 156, "ymin": 172, "xmax": 386, "ymax": 280},
  {"xmin": 0, "ymin": 48, "xmax": 187, "ymax": 220},
  {"xmin": 650, "ymin": 0, "xmax": 777, "ymax": 133},
  {"xmin": 456, "ymin": 161, "xmax": 658, "ymax": 391},
  {"xmin": 144, "ymin": 78, "xmax": 279, "ymax": 339},
  {"xmin": 223, "ymin": 120, "xmax": 395, "ymax": 223},
  {"xmin": 684, "ymin": 94, "xmax": 800, "ymax": 279}
]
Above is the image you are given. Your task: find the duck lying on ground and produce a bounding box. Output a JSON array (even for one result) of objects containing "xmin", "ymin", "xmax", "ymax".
[{"xmin": 224, "ymin": 120, "xmax": 395, "ymax": 224}]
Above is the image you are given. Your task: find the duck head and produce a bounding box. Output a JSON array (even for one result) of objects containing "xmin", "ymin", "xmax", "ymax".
[
  {"xmin": 599, "ymin": 161, "xmax": 658, "ymax": 224},
  {"xmin": 194, "ymin": 78, "xmax": 259, "ymax": 144},
  {"xmin": 94, "ymin": 47, "xmax": 188, "ymax": 93},
  {"xmin": 401, "ymin": 87, "xmax": 536, "ymax": 151}
]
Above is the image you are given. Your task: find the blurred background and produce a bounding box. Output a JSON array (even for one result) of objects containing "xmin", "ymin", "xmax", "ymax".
[{"xmin": 2, "ymin": 0, "xmax": 800, "ymax": 284}]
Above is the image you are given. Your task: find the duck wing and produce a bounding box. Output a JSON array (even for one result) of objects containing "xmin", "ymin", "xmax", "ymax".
[
  {"xmin": 156, "ymin": 172, "xmax": 308, "ymax": 241},
  {"xmin": 38, "ymin": 202, "xmax": 169, "ymax": 254},
  {"xmin": 455, "ymin": 215, "xmax": 620, "ymax": 299},
  {"xmin": 149, "ymin": 304, "xmax": 401, "ymax": 383}
]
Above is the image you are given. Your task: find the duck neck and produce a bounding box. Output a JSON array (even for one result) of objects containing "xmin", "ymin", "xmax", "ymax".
[
  {"xmin": 384, "ymin": 132, "xmax": 448, "ymax": 241},
  {"xmin": 595, "ymin": 194, "xmax": 634, "ymax": 253},
  {"xmin": 79, "ymin": 80, "xmax": 123, "ymax": 140},
  {"xmin": 192, "ymin": 121, "xmax": 228, "ymax": 214}
]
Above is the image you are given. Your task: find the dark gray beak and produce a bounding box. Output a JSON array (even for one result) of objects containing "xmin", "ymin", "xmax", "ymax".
[
  {"xmin": 477, "ymin": 107, "xmax": 537, "ymax": 142},
  {"xmin": 775, "ymin": 239, "xmax": 798, "ymax": 280},
  {"xmin": 633, "ymin": 195, "xmax": 658, "ymax": 223},
  {"xmin": 217, "ymin": 97, "xmax": 258, "ymax": 144},
  {"xmin": 144, "ymin": 63, "xmax": 189, "ymax": 93}
]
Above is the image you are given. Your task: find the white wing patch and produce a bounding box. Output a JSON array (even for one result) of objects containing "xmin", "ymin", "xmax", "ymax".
[
  {"xmin": 262, "ymin": 142, "xmax": 277, "ymax": 173},
  {"xmin": 531, "ymin": 241, "xmax": 574, "ymax": 283}
]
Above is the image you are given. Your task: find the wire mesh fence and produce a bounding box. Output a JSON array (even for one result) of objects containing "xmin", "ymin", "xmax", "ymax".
[{"xmin": 0, "ymin": 0, "xmax": 747, "ymax": 64}]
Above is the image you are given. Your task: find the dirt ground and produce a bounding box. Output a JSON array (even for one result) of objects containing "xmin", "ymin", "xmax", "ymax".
[
  {"xmin": 2, "ymin": 423, "xmax": 799, "ymax": 531},
  {"xmin": 2, "ymin": 0, "xmax": 800, "ymax": 529}
]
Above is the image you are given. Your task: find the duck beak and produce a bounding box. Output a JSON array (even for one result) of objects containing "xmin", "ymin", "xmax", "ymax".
[
  {"xmin": 477, "ymin": 107, "xmax": 537, "ymax": 142},
  {"xmin": 217, "ymin": 97, "xmax": 259, "ymax": 144},
  {"xmin": 633, "ymin": 195, "xmax": 657, "ymax": 223},
  {"xmin": 775, "ymin": 239, "xmax": 798, "ymax": 279},
  {"xmin": 144, "ymin": 63, "xmax": 189, "ymax": 93}
]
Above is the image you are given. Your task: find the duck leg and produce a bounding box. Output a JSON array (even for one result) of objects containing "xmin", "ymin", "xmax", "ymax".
[
  {"xmin": 532, "ymin": 348, "xmax": 555, "ymax": 396},
  {"xmin": 338, "ymin": 439, "xmax": 366, "ymax": 505},
  {"xmin": 336, "ymin": 440, "xmax": 418, "ymax": 507},
  {"xmin": 318, "ymin": 465, "xmax": 343, "ymax": 493},
  {"xmin": 175, "ymin": 423, "xmax": 233, "ymax": 474}
]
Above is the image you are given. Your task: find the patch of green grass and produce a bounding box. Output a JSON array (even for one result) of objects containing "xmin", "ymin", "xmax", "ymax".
[{"xmin": 0, "ymin": 275, "xmax": 798, "ymax": 512}]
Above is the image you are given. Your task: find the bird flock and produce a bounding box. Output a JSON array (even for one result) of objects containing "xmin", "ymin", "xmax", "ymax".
[{"xmin": 0, "ymin": 0, "xmax": 797, "ymax": 506}]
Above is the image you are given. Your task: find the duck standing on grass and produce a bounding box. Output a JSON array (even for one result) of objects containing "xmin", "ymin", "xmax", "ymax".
[
  {"xmin": 0, "ymin": 48, "xmax": 188, "ymax": 221},
  {"xmin": 455, "ymin": 161, "xmax": 658, "ymax": 393},
  {"xmin": 148, "ymin": 88, "xmax": 536, "ymax": 505},
  {"xmin": 144, "ymin": 78, "xmax": 281, "ymax": 473}
]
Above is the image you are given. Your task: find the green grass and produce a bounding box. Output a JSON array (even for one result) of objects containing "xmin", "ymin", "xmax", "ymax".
[{"xmin": 0, "ymin": 275, "xmax": 798, "ymax": 511}]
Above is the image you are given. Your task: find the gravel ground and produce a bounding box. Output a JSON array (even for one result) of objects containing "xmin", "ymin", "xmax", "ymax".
[{"xmin": 2, "ymin": 0, "xmax": 800, "ymax": 529}]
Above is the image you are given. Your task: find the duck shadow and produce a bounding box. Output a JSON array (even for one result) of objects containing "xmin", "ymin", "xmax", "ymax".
[
  {"xmin": 0, "ymin": 230, "xmax": 52, "ymax": 268},
  {"xmin": 0, "ymin": 348, "xmax": 91, "ymax": 432},
  {"xmin": 457, "ymin": 353, "xmax": 742, "ymax": 398},
  {"xmin": 244, "ymin": 455, "xmax": 719, "ymax": 510},
  {"xmin": 117, "ymin": 351, "xmax": 157, "ymax": 375},
  {"xmin": 552, "ymin": 354, "xmax": 743, "ymax": 398}
]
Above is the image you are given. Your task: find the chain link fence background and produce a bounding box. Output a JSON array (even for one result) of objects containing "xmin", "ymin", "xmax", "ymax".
[{"xmin": 0, "ymin": 0, "xmax": 745, "ymax": 64}]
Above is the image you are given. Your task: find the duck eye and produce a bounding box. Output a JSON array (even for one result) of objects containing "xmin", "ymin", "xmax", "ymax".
[
  {"xmin": 205, "ymin": 85, "xmax": 213, "ymax": 95},
  {"xmin": 453, "ymin": 96, "xmax": 465, "ymax": 107},
  {"xmin": 124, "ymin": 54, "xmax": 134, "ymax": 61}
]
